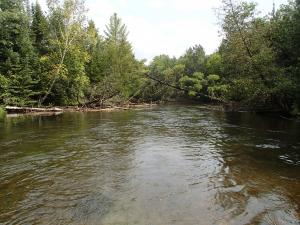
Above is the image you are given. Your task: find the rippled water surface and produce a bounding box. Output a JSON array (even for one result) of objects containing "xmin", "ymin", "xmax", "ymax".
[{"xmin": 0, "ymin": 105, "xmax": 299, "ymax": 225}]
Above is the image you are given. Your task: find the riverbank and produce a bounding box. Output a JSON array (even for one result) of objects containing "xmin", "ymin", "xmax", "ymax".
[
  {"xmin": 2, "ymin": 102, "xmax": 299, "ymax": 121},
  {"xmin": 3, "ymin": 103, "xmax": 157, "ymax": 117}
]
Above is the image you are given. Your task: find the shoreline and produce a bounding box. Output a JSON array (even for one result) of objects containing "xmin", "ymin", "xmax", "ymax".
[
  {"xmin": 3, "ymin": 103, "xmax": 299, "ymax": 120},
  {"xmin": 3, "ymin": 103, "xmax": 157, "ymax": 117},
  {"xmin": 62, "ymin": 103, "xmax": 157, "ymax": 112},
  {"xmin": 2, "ymin": 103, "xmax": 299, "ymax": 123}
]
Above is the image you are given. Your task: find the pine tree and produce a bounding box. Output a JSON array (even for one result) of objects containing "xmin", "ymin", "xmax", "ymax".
[
  {"xmin": 85, "ymin": 20, "xmax": 106, "ymax": 83},
  {"xmin": 103, "ymin": 13, "xmax": 138, "ymax": 100},
  {"xmin": 0, "ymin": 0, "xmax": 39, "ymax": 106},
  {"xmin": 31, "ymin": 2, "xmax": 49, "ymax": 55}
]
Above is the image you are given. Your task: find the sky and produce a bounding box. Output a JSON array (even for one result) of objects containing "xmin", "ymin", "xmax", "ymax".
[{"xmin": 38, "ymin": 0, "xmax": 288, "ymax": 62}]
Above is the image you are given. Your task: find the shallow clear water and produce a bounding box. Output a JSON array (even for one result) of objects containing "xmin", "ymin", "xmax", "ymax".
[{"xmin": 0, "ymin": 105, "xmax": 299, "ymax": 225}]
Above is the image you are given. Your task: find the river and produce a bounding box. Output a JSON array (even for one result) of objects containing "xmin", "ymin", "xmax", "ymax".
[{"xmin": 0, "ymin": 105, "xmax": 299, "ymax": 225}]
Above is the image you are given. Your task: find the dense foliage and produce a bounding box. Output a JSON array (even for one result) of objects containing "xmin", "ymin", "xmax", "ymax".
[
  {"xmin": 217, "ymin": 0, "xmax": 300, "ymax": 113},
  {"xmin": 0, "ymin": 0, "xmax": 299, "ymax": 114},
  {"xmin": 144, "ymin": 0, "xmax": 300, "ymax": 113},
  {"xmin": 0, "ymin": 0, "xmax": 145, "ymax": 107}
]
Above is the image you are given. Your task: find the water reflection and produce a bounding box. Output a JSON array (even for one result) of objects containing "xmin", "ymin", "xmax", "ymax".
[{"xmin": 0, "ymin": 106, "xmax": 299, "ymax": 224}]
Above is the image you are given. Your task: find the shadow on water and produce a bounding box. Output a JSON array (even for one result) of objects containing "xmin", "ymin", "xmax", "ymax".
[{"xmin": 0, "ymin": 106, "xmax": 299, "ymax": 225}]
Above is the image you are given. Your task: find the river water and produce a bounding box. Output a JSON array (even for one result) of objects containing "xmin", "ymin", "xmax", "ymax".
[{"xmin": 0, "ymin": 105, "xmax": 299, "ymax": 225}]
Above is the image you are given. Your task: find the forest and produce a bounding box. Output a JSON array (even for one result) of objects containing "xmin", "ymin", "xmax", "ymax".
[{"xmin": 0, "ymin": 0, "xmax": 299, "ymax": 115}]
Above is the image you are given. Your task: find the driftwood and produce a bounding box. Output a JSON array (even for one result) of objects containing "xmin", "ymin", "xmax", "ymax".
[{"xmin": 5, "ymin": 106, "xmax": 63, "ymax": 114}]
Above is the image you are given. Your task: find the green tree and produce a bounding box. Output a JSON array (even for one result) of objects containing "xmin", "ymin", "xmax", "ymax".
[
  {"xmin": 102, "ymin": 13, "xmax": 141, "ymax": 103},
  {"xmin": 0, "ymin": 0, "xmax": 39, "ymax": 106},
  {"xmin": 39, "ymin": 0, "xmax": 88, "ymax": 105},
  {"xmin": 206, "ymin": 52, "xmax": 223, "ymax": 76},
  {"xmin": 85, "ymin": 20, "xmax": 105, "ymax": 83},
  {"xmin": 218, "ymin": 0, "xmax": 285, "ymax": 108},
  {"xmin": 270, "ymin": 0, "xmax": 300, "ymax": 112},
  {"xmin": 179, "ymin": 72, "xmax": 204, "ymax": 97},
  {"xmin": 206, "ymin": 74, "xmax": 228, "ymax": 100},
  {"xmin": 31, "ymin": 2, "xmax": 49, "ymax": 55},
  {"xmin": 179, "ymin": 44, "xmax": 206, "ymax": 76},
  {"xmin": 142, "ymin": 55, "xmax": 180, "ymax": 101}
]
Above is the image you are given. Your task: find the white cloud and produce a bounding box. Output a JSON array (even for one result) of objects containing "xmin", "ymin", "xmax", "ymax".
[{"xmin": 146, "ymin": 0, "xmax": 167, "ymax": 9}]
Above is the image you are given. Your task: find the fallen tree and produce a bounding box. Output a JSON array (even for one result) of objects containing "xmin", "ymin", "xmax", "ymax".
[
  {"xmin": 146, "ymin": 74, "xmax": 228, "ymax": 103},
  {"xmin": 5, "ymin": 106, "xmax": 63, "ymax": 114}
]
